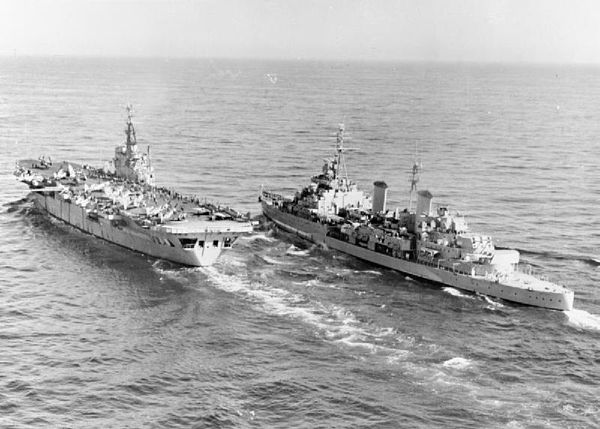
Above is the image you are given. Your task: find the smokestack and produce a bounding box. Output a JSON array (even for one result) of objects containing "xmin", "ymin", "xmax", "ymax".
[
  {"xmin": 373, "ymin": 181, "xmax": 388, "ymax": 213},
  {"xmin": 416, "ymin": 190, "xmax": 433, "ymax": 217}
]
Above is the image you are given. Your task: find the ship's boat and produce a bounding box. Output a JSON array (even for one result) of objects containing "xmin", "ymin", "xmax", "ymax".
[
  {"xmin": 260, "ymin": 124, "xmax": 574, "ymax": 311},
  {"xmin": 14, "ymin": 106, "xmax": 253, "ymax": 266}
]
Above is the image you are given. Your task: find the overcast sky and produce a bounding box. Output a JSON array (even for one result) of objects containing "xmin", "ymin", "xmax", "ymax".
[{"xmin": 1, "ymin": 0, "xmax": 599, "ymax": 62}]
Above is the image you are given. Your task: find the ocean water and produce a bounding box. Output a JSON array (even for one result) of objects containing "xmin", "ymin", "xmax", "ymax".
[{"xmin": 0, "ymin": 57, "xmax": 599, "ymax": 428}]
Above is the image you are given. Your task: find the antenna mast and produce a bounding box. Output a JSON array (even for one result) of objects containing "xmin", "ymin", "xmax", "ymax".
[
  {"xmin": 408, "ymin": 143, "xmax": 421, "ymax": 212},
  {"xmin": 125, "ymin": 104, "xmax": 137, "ymax": 147},
  {"xmin": 335, "ymin": 123, "xmax": 350, "ymax": 186}
]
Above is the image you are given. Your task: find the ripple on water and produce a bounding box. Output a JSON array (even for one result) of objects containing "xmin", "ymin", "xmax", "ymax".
[{"xmin": 1, "ymin": 59, "xmax": 599, "ymax": 428}]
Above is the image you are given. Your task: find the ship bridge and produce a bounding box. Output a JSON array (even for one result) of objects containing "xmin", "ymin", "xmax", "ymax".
[{"xmin": 113, "ymin": 106, "xmax": 155, "ymax": 186}]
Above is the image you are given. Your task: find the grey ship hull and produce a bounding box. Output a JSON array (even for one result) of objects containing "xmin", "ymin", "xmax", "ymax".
[
  {"xmin": 262, "ymin": 201, "xmax": 574, "ymax": 311},
  {"xmin": 262, "ymin": 202, "xmax": 328, "ymax": 242},
  {"xmin": 33, "ymin": 191, "xmax": 251, "ymax": 266}
]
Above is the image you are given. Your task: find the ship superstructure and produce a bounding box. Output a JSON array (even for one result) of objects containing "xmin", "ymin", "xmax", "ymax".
[
  {"xmin": 113, "ymin": 106, "xmax": 155, "ymax": 185},
  {"xmin": 14, "ymin": 107, "xmax": 253, "ymax": 266},
  {"xmin": 260, "ymin": 125, "xmax": 574, "ymax": 311}
]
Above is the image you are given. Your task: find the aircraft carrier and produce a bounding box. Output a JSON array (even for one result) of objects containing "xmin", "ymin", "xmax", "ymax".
[{"xmin": 14, "ymin": 107, "xmax": 253, "ymax": 266}]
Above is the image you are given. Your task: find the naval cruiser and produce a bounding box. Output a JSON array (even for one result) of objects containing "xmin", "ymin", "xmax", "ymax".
[
  {"xmin": 14, "ymin": 107, "xmax": 253, "ymax": 266},
  {"xmin": 260, "ymin": 125, "xmax": 574, "ymax": 311}
]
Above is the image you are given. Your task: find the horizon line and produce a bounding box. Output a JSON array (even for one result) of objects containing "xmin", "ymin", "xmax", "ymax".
[{"xmin": 1, "ymin": 53, "xmax": 600, "ymax": 67}]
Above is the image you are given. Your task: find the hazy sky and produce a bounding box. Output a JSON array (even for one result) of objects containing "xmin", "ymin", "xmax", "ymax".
[{"xmin": 1, "ymin": 0, "xmax": 599, "ymax": 62}]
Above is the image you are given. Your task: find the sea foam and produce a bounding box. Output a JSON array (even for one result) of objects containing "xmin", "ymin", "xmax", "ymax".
[
  {"xmin": 285, "ymin": 245, "xmax": 311, "ymax": 256},
  {"xmin": 442, "ymin": 287, "xmax": 474, "ymax": 299},
  {"xmin": 201, "ymin": 265, "xmax": 410, "ymax": 360},
  {"xmin": 442, "ymin": 357, "xmax": 472, "ymax": 370},
  {"xmin": 565, "ymin": 309, "xmax": 600, "ymax": 332},
  {"xmin": 239, "ymin": 233, "xmax": 275, "ymax": 243}
]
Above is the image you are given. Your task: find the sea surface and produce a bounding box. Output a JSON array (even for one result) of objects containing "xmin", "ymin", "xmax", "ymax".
[{"xmin": 0, "ymin": 57, "xmax": 599, "ymax": 428}]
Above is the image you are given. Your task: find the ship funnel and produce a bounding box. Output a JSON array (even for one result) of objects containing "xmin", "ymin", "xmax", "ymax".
[
  {"xmin": 416, "ymin": 190, "xmax": 433, "ymax": 217},
  {"xmin": 373, "ymin": 181, "xmax": 388, "ymax": 213}
]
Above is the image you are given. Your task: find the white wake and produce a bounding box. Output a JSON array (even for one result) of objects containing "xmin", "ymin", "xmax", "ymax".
[{"xmin": 565, "ymin": 309, "xmax": 600, "ymax": 331}]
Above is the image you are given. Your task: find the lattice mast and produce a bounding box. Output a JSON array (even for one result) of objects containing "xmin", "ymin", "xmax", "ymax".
[
  {"xmin": 408, "ymin": 144, "xmax": 422, "ymax": 212},
  {"xmin": 125, "ymin": 104, "xmax": 137, "ymax": 151},
  {"xmin": 334, "ymin": 124, "xmax": 351, "ymax": 188}
]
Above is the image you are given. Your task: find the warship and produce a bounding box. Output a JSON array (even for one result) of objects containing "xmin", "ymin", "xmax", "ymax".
[
  {"xmin": 260, "ymin": 125, "xmax": 574, "ymax": 311},
  {"xmin": 14, "ymin": 107, "xmax": 253, "ymax": 266}
]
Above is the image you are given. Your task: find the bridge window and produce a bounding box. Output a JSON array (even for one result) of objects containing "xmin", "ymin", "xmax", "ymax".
[{"xmin": 213, "ymin": 240, "xmax": 219, "ymax": 247}]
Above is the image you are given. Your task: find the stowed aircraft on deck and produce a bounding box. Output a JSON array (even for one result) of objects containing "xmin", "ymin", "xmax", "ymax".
[{"xmin": 14, "ymin": 106, "xmax": 253, "ymax": 266}]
